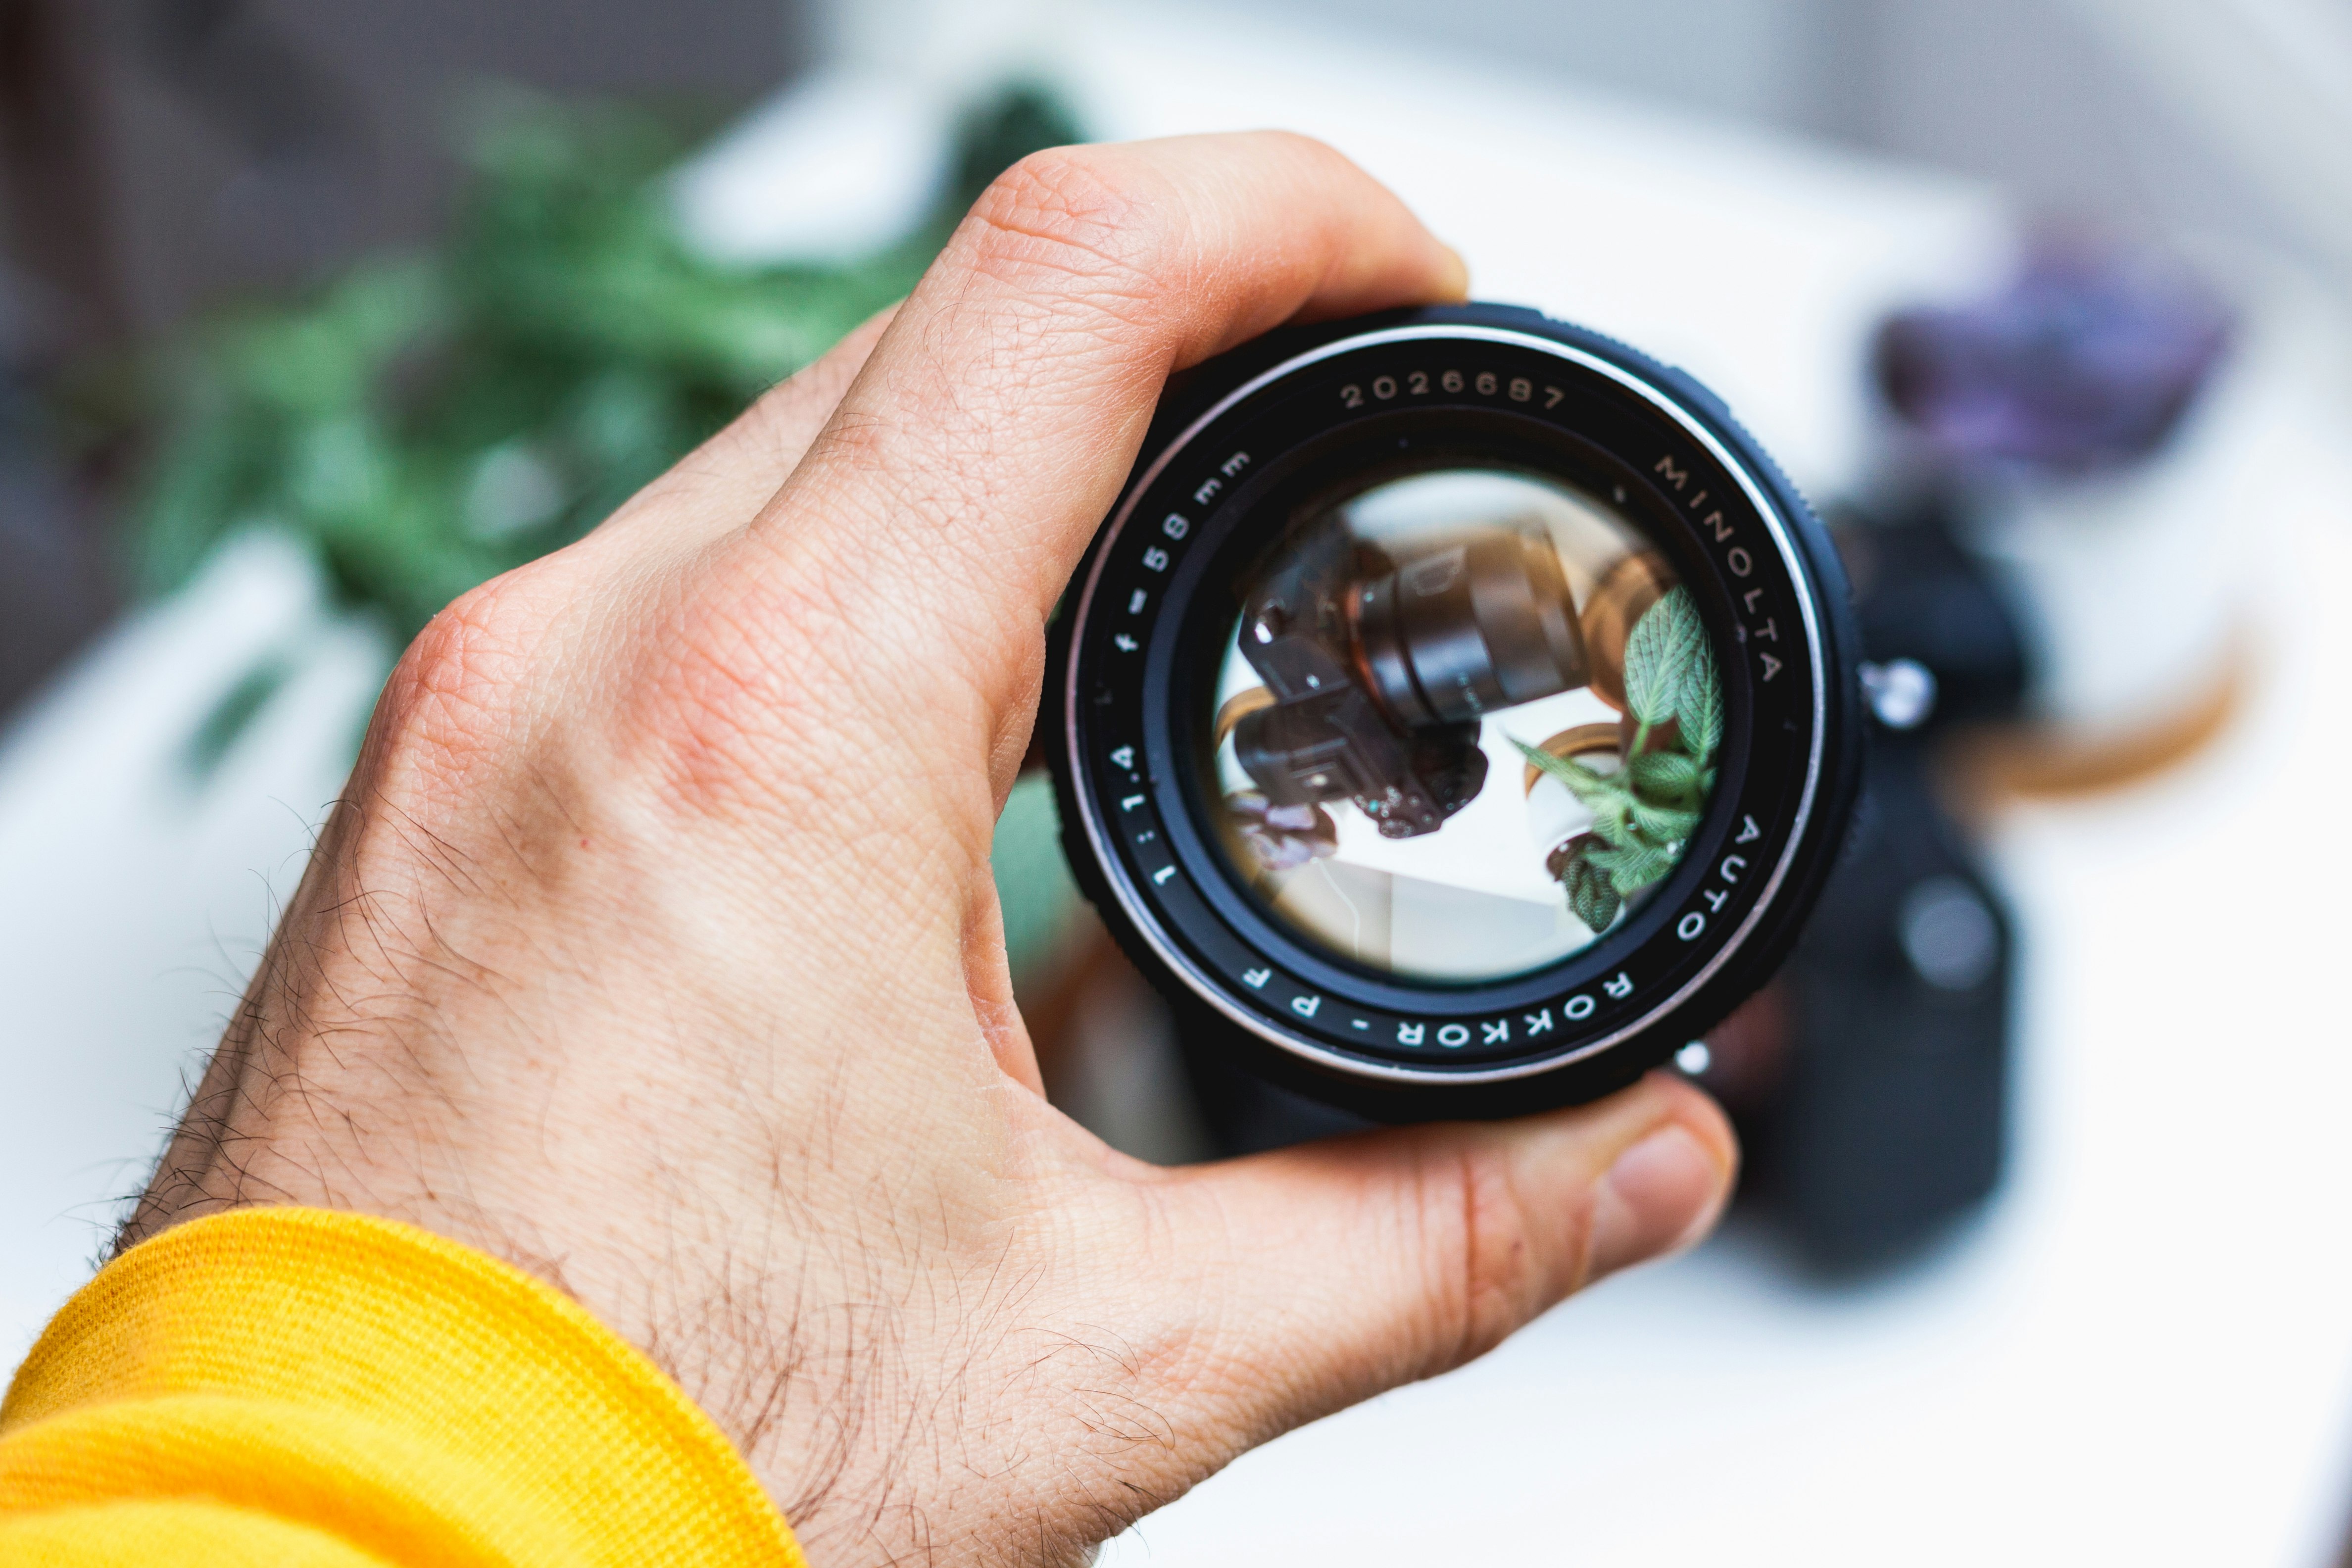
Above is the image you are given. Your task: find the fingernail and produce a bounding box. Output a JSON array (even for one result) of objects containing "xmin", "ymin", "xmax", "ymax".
[{"xmin": 1587, "ymin": 1125, "xmax": 1727, "ymax": 1281}]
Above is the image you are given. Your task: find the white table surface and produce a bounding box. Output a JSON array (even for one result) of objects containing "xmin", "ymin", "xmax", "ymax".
[{"xmin": 5, "ymin": 4, "xmax": 2352, "ymax": 1562}]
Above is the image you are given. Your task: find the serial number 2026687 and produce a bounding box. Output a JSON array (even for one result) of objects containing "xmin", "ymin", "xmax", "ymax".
[{"xmin": 1339, "ymin": 369, "xmax": 1565, "ymax": 409}]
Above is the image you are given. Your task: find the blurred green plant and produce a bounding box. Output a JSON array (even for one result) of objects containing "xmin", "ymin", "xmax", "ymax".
[
  {"xmin": 119, "ymin": 81, "xmax": 1088, "ymax": 972},
  {"xmin": 128, "ymin": 82, "xmax": 1084, "ymax": 644},
  {"xmin": 1518, "ymin": 586, "xmax": 1722, "ymax": 934}
]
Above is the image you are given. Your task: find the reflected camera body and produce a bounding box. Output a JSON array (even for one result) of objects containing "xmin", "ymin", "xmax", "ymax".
[
  {"xmin": 1231, "ymin": 519, "xmax": 1588, "ymax": 840},
  {"xmin": 1047, "ymin": 304, "xmax": 1862, "ymax": 1119}
]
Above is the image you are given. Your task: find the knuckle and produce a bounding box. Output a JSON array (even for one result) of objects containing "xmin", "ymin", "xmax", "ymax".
[
  {"xmin": 629, "ymin": 573, "xmax": 841, "ymax": 804},
  {"xmin": 377, "ymin": 572, "xmax": 543, "ymax": 787},
  {"xmin": 622, "ymin": 544, "xmax": 959, "ymax": 835},
  {"xmin": 1429, "ymin": 1143, "xmax": 1545, "ymax": 1368},
  {"xmin": 962, "ymin": 146, "xmax": 1171, "ymax": 299}
]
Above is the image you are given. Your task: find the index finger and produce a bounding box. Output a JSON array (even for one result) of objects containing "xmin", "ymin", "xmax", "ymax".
[{"xmin": 751, "ymin": 132, "xmax": 1465, "ymax": 706}]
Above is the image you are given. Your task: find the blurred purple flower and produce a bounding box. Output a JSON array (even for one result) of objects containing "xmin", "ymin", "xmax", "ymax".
[
  {"xmin": 1874, "ymin": 245, "xmax": 2233, "ymax": 478},
  {"xmin": 1227, "ymin": 791, "xmax": 1338, "ymax": 872}
]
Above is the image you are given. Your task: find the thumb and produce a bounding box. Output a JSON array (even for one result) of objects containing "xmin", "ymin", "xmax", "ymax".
[{"xmin": 1161, "ymin": 1073, "xmax": 1735, "ymax": 1440}]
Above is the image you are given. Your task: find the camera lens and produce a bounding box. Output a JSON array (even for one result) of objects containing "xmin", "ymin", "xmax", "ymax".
[
  {"xmin": 1208, "ymin": 463, "xmax": 1715, "ymax": 983},
  {"xmin": 1049, "ymin": 304, "xmax": 1860, "ymax": 1117}
]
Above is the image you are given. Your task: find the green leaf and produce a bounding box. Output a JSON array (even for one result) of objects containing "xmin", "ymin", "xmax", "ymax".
[
  {"xmin": 1680, "ymin": 625, "xmax": 1723, "ymax": 760},
  {"xmin": 1589, "ymin": 839, "xmax": 1678, "ymax": 896},
  {"xmin": 180, "ymin": 651, "xmax": 295, "ymax": 778},
  {"xmin": 1611, "ymin": 861, "xmax": 1673, "ymax": 897},
  {"xmin": 1629, "ymin": 750, "xmax": 1700, "ymax": 798},
  {"xmin": 1515, "ymin": 738, "xmax": 1613, "ymax": 798},
  {"xmin": 1569, "ymin": 871, "xmax": 1620, "ymax": 933},
  {"xmin": 1631, "ymin": 801, "xmax": 1702, "ymax": 842},
  {"xmin": 1555, "ymin": 839, "xmax": 1622, "ymax": 934},
  {"xmin": 1589, "ymin": 794, "xmax": 1634, "ymax": 849},
  {"xmin": 1622, "ymin": 586, "xmax": 1708, "ymax": 729}
]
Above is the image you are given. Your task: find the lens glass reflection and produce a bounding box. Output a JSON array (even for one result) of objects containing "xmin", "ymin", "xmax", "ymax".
[{"xmin": 1208, "ymin": 466, "xmax": 1720, "ymax": 981}]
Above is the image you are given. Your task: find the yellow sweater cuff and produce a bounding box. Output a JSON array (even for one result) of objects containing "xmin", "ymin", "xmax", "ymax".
[{"xmin": 0, "ymin": 1207, "xmax": 804, "ymax": 1568}]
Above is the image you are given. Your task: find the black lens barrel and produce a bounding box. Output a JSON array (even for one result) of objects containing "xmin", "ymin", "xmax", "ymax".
[{"xmin": 1047, "ymin": 302, "xmax": 1861, "ymax": 1119}]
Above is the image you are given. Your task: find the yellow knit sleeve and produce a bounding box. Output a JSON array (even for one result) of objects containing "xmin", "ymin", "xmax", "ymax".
[{"xmin": 0, "ymin": 1206, "xmax": 805, "ymax": 1568}]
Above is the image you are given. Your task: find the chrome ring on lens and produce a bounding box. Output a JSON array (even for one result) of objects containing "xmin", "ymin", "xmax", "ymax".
[{"xmin": 1047, "ymin": 304, "xmax": 1862, "ymax": 1118}]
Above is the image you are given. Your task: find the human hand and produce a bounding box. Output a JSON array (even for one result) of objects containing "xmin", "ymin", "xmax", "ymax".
[{"xmin": 128, "ymin": 134, "xmax": 1737, "ymax": 1567}]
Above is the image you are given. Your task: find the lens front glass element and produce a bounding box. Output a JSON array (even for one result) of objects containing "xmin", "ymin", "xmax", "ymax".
[{"xmin": 1209, "ymin": 466, "xmax": 1721, "ymax": 982}]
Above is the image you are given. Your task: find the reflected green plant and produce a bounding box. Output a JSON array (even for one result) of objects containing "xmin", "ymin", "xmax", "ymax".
[{"xmin": 1517, "ymin": 586, "xmax": 1722, "ymax": 933}]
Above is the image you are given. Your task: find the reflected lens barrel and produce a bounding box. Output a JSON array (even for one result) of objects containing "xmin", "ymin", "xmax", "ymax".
[{"xmin": 1355, "ymin": 533, "xmax": 1587, "ymax": 727}]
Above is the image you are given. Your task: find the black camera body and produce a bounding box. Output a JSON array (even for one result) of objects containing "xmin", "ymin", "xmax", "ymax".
[
  {"xmin": 1047, "ymin": 303, "xmax": 1862, "ymax": 1120},
  {"xmin": 1229, "ymin": 521, "xmax": 1484, "ymax": 840}
]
